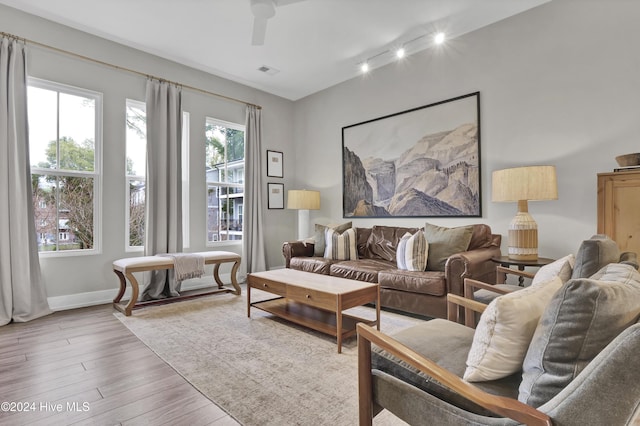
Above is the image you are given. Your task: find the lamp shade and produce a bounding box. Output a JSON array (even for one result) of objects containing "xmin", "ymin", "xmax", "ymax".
[
  {"xmin": 287, "ymin": 190, "xmax": 320, "ymax": 210},
  {"xmin": 492, "ymin": 165, "xmax": 558, "ymax": 202}
]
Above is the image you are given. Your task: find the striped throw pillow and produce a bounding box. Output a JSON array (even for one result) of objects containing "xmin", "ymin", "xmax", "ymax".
[
  {"xmin": 396, "ymin": 231, "xmax": 428, "ymax": 271},
  {"xmin": 324, "ymin": 228, "xmax": 357, "ymax": 260}
]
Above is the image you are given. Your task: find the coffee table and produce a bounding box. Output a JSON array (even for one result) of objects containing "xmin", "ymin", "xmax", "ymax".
[{"xmin": 247, "ymin": 269, "xmax": 380, "ymax": 353}]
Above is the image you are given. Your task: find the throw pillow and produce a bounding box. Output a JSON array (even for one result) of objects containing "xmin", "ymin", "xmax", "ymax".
[
  {"xmin": 530, "ymin": 254, "xmax": 575, "ymax": 286},
  {"xmin": 464, "ymin": 275, "xmax": 563, "ymax": 382},
  {"xmin": 396, "ymin": 231, "xmax": 428, "ymax": 272},
  {"xmin": 423, "ymin": 223, "xmax": 474, "ymax": 271},
  {"xmin": 324, "ymin": 228, "xmax": 357, "ymax": 261},
  {"xmin": 571, "ymin": 234, "xmax": 619, "ymax": 279},
  {"xmin": 313, "ymin": 222, "xmax": 352, "ymax": 257},
  {"xmin": 519, "ymin": 263, "xmax": 640, "ymax": 407}
]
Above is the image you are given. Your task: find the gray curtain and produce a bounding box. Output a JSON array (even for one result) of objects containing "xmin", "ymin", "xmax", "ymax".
[
  {"xmin": 141, "ymin": 79, "xmax": 183, "ymax": 301},
  {"xmin": 0, "ymin": 37, "xmax": 51, "ymax": 325},
  {"xmin": 242, "ymin": 105, "xmax": 267, "ymax": 274}
]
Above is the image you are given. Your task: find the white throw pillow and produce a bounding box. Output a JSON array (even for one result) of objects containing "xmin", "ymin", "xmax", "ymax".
[
  {"xmin": 463, "ymin": 275, "xmax": 564, "ymax": 382},
  {"xmin": 324, "ymin": 228, "xmax": 357, "ymax": 260},
  {"xmin": 531, "ymin": 254, "xmax": 575, "ymax": 286},
  {"xmin": 396, "ymin": 231, "xmax": 428, "ymax": 271}
]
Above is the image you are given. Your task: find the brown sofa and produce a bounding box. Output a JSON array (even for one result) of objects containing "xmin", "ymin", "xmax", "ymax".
[{"xmin": 282, "ymin": 224, "xmax": 501, "ymax": 318}]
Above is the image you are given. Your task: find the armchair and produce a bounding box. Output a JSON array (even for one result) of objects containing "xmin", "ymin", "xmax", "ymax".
[{"xmin": 357, "ymin": 260, "xmax": 640, "ymax": 425}]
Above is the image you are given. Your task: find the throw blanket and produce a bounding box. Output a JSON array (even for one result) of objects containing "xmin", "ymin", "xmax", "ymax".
[{"xmin": 158, "ymin": 253, "xmax": 205, "ymax": 282}]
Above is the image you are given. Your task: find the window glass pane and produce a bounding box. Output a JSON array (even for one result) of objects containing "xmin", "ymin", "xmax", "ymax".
[
  {"xmin": 32, "ymin": 173, "xmax": 56, "ymax": 250},
  {"xmin": 128, "ymin": 178, "xmax": 145, "ymax": 247},
  {"xmin": 27, "ymin": 86, "xmax": 57, "ymax": 169},
  {"xmin": 126, "ymin": 102, "xmax": 146, "ymax": 177},
  {"xmin": 59, "ymin": 93, "xmax": 95, "ymax": 172},
  {"xmin": 58, "ymin": 175, "xmax": 94, "ymax": 250}
]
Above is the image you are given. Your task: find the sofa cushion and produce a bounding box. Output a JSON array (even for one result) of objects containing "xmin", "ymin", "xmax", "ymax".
[
  {"xmin": 364, "ymin": 225, "xmax": 419, "ymax": 262},
  {"xmin": 290, "ymin": 257, "xmax": 338, "ymax": 275},
  {"xmin": 467, "ymin": 224, "xmax": 494, "ymax": 250},
  {"xmin": 378, "ymin": 270, "xmax": 446, "ymax": 297},
  {"xmin": 324, "ymin": 227, "xmax": 357, "ymax": 260},
  {"xmin": 423, "ymin": 223, "xmax": 474, "ymax": 271},
  {"xmin": 571, "ymin": 234, "xmax": 619, "ymax": 279},
  {"xmin": 519, "ymin": 263, "xmax": 640, "ymax": 407},
  {"xmin": 396, "ymin": 231, "xmax": 428, "ymax": 272},
  {"xmin": 312, "ymin": 221, "xmax": 352, "ymax": 257},
  {"xmin": 372, "ymin": 319, "xmax": 520, "ymax": 416},
  {"xmin": 356, "ymin": 227, "xmax": 373, "ymax": 259},
  {"xmin": 329, "ymin": 258, "xmax": 394, "ymax": 283},
  {"xmin": 464, "ymin": 275, "xmax": 564, "ymax": 382}
]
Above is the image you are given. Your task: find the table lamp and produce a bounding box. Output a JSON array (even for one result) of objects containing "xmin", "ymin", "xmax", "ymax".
[
  {"xmin": 492, "ymin": 165, "xmax": 558, "ymax": 261},
  {"xmin": 287, "ymin": 189, "xmax": 321, "ymax": 239}
]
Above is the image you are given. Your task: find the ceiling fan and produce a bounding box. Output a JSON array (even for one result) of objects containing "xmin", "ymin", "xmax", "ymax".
[{"xmin": 250, "ymin": 0, "xmax": 306, "ymax": 46}]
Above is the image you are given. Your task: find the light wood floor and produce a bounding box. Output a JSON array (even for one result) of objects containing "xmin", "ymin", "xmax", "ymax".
[{"xmin": 0, "ymin": 304, "xmax": 240, "ymax": 425}]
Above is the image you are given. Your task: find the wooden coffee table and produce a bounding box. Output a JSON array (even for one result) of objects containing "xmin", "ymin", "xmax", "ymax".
[{"xmin": 247, "ymin": 269, "xmax": 380, "ymax": 353}]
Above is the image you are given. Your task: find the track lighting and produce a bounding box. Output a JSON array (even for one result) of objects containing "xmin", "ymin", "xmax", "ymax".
[{"xmin": 357, "ymin": 31, "xmax": 447, "ymax": 73}]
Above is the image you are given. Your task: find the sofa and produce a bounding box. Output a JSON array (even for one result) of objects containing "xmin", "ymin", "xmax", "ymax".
[
  {"xmin": 282, "ymin": 223, "xmax": 501, "ymax": 319},
  {"xmin": 357, "ymin": 236, "xmax": 640, "ymax": 425}
]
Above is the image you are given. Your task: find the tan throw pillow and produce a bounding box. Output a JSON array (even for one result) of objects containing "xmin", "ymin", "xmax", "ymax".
[
  {"xmin": 313, "ymin": 222, "xmax": 352, "ymax": 257},
  {"xmin": 324, "ymin": 228, "xmax": 357, "ymax": 260},
  {"xmin": 396, "ymin": 231, "xmax": 428, "ymax": 272},
  {"xmin": 531, "ymin": 254, "xmax": 575, "ymax": 286},
  {"xmin": 423, "ymin": 223, "xmax": 474, "ymax": 271},
  {"xmin": 464, "ymin": 275, "xmax": 564, "ymax": 382}
]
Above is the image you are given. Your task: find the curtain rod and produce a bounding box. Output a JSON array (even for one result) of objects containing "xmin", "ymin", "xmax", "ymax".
[{"xmin": 1, "ymin": 31, "xmax": 262, "ymax": 110}]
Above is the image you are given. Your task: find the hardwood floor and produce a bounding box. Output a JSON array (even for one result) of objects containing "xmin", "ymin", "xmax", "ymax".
[{"xmin": 0, "ymin": 304, "xmax": 240, "ymax": 425}]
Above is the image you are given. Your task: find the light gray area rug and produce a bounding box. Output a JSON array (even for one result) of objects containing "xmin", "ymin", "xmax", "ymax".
[{"xmin": 115, "ymin": 289, "xmax": 424, "ymax": 425}]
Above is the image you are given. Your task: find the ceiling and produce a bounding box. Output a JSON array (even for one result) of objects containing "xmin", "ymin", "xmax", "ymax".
[{"xmin": 0, "ymin": 0, "xmax": 549, "ymax": 100}]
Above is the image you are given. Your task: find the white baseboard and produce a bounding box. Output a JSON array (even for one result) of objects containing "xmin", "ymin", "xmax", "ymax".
[{"xmin": 47, "ymin": 274, "xmax": 236, "ymax": 311}]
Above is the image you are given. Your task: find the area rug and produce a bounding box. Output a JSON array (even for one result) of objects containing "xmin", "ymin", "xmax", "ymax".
[{"xmin": 115, "ymin": 288, "xmax": 425, "ymax": 425}]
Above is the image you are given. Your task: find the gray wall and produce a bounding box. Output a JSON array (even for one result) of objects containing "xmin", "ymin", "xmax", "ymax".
[
  {"xmin": 291, "ymin": 0, "xmax": 640, "ymax": 260},
  {"xmin": 0, "ymin": 4, "xmax": 295, "ymax": 304}
]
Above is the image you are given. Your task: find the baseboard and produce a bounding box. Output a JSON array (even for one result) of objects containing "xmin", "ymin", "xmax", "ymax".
[{"xmin": 47, "ymin": 274, "xmax": 236, "ymax": 311}]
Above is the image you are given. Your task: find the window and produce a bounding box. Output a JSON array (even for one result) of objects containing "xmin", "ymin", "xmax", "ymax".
[
  {"xmin": 206, "ymin": 118, "xmax": 245, "ymax": 244},
  {"xmin": 125, "ymin": 100, "xmax": 190, "ymax": 250},
  {"xmin": 28, "ymin": 79, "xmax": 102, "ymax": 254}
]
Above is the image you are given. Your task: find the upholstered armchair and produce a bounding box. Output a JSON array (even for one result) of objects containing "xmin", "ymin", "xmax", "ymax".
[{"xmin": 357, "ymin": 251, "xmax": 640, "ymax": 425}]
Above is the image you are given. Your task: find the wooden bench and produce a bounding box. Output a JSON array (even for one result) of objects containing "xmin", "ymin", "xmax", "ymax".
[{"xmin": 112, "ymin": 251, "xmax": 241, "ymax": 316}]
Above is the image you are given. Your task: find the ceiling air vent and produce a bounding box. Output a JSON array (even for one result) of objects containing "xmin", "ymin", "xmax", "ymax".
[{"xmin": 257, "ymin": 65, "xmax": 280, "ymax": 76}]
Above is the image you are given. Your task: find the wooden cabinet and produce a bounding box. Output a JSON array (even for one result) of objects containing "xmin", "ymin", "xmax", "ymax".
[{"xmin": 597, "ymin": 170, "xmax": 640, "ymax": 254}]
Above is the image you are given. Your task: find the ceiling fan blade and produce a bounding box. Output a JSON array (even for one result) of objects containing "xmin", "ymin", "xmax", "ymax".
[{"xmin": 252, "ymin": 17, "xmax": 268, "ymax": 45}]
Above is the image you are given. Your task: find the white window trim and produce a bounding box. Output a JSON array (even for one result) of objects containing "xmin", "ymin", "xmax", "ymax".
[{"xmin": 28, "ymin": 77, "xmax": 103, "ymax": 258}]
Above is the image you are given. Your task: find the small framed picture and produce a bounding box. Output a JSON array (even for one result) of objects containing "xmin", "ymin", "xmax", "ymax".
[
  {"xmin": 267, "ymin": 150, "xmax": 284, "ymax": 178},
  {"xmin": 268, "ymin": 183, "xmax": 284, "ymax": 209}
]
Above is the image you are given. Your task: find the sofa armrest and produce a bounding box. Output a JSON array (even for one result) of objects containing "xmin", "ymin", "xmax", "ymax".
[
  {"xmin": 357, "ymin": 323, "xmax": 552, "ymax": 426},
  {"xmin": 282, "ymin": 240, "xmax": 315, "ymax": 268},
  {"xmin": 445, "ymin": 243, "xmax": 502, "ymax": 297}
]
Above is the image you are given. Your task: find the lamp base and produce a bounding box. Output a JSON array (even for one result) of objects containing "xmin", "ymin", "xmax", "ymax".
[{"xmin": 507, "ymin": 210, "xmax": 539, "ymax": 261}]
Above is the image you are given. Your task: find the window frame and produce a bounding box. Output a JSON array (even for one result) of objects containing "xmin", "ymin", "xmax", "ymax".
[
  {"xmin": 205, "ymin": 117, "xmax": 245, "ymax": 247},
  {"xmin": 28, "ymin": 77, "xmax": 103, "ymax": 257},
  {"xmin": 125, "ymin": 99, "xmax": 190, "ymax": 251}
]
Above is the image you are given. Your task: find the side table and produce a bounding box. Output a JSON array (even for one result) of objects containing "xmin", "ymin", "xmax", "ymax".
[{"xmin": 490, "ymin": 256, "xmax": 556, "ymax": 286}]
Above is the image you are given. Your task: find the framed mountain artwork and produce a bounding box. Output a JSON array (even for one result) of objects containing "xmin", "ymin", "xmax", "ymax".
[{"xmin": 341, "ymin": 92, "xmax": 481, "ymax": 218}]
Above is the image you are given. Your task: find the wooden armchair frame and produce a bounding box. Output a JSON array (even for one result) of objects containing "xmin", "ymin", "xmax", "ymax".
[{"xmin": 358, "ymin": 288, "xmax": 553, "ymax": 425}]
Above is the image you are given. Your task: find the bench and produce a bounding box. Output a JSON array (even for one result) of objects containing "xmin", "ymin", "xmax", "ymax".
[{"xmin": 112, "ymin": 251, "xmax": 241, "ymax": 316}]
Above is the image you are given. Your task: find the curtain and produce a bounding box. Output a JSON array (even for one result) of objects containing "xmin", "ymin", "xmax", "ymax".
[
  {"xmin": 0, "ymin": 37, "xmax": 52, "ymax": 325},
  {"xmin": 242, "ymin": 105, "xmax": 267, "ymax": 274},
  {"xmin": 141, "ymin": 79, "xmax": 183, "ymax": 301}
]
